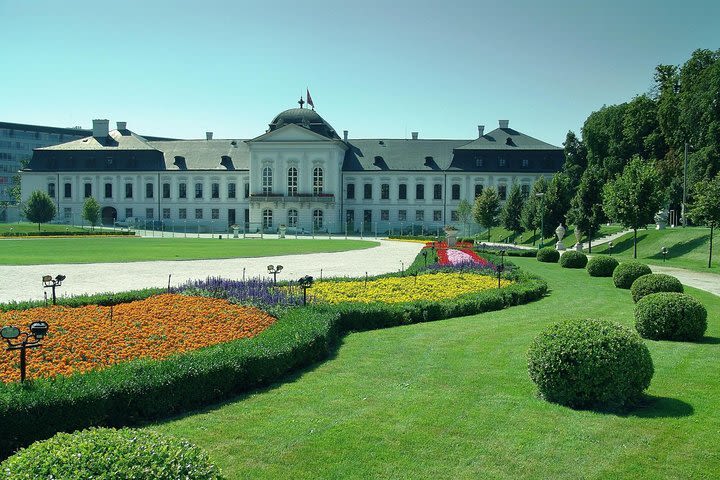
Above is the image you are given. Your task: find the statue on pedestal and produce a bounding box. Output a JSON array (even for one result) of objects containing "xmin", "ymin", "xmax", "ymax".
[{"xmin": 555, "ymin": 223, "xmax": 567, "ymax": 251}]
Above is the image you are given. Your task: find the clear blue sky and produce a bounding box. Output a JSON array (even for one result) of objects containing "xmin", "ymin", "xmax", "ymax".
[{"xmin": 1, "ymin": 0, "xmax": 718, "ymax": 145}]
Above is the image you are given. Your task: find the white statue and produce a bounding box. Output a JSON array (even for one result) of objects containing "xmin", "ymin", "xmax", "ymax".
[
  {"xmin": 655, "ymin": 207, "xmax": 669, "ymax": 230},
  {"xmin": 555, "ymin": 223, "xmax": 567, "ymax": 251}
]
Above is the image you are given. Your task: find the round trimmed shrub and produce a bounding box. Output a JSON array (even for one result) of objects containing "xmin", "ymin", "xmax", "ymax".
[
  {"xmin": 560, "ymin": 250, "xmax": 588, "ymax": 268},
  {"xmin": 612, "ymin": 262, "xmax": 652, "ymax": 289},
  {"xmin": 634, "ymin": 292, "xmax": 707, "ymax": 341},
  {"xmin": 527, "ymin": 318, "xmax": 653, "ymax": 408},
  {"xmin": 0, "ymin": 428, "xmax": 225, "ymax": 480},
  {"xmin": 537, "ymin": 247, "xmax": 560, "ymax": 263},
  {"xmin": 630, "ymin": 273, "xmax": 683, "ymax": 302},
  {"xmin": 586, "ymin": 256, "xmax": 619, "ymax": 277}
]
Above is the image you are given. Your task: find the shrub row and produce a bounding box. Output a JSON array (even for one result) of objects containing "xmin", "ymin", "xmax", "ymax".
[
  {"xmin": 0, "ymin": 230, "xmax": 135, "ymax": 237},
  {"xmin": 536, "ymin": 247, "xmax": 560, "ymax": 263},
  {"xmin": 635, "ymin": 292, "xmax": 707, "ymax": 341},
  {"xmin": 613, "ymin": 262, "xmax": 652, "ymax": 289},
  {"xmin": 0, "ymin": 272, "xmax": 547, "ymax": 457},
  {"xmin": 477, "ymin": 248, "xmax": 537, "ymax": 258},
  {"xmin": 560, "ymin": 250, "xmax": 588, "ymax": 268},
  {"xmin": 631, "ymin": 273, "xmax": 683, "ymax": 302},
  {"xmin": 586, "ymin": 256, "xmax": 619, "ymax": 277},
  {"xmin": 0, "ymin": 287, "xmax": 167, "ymax": 312}
]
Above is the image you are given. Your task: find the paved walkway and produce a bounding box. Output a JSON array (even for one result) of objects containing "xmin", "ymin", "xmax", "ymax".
[
  {"xmin": 648, "ymin": 265, "xmax": 720, "ymax": 297},
  {"xmin": 0, "ymin": 239, "xmax": 423, "ymax": 303}
]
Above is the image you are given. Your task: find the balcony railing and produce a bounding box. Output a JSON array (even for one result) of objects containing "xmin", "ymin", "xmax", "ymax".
[{"xmin": 249, "ymin": 193, "xmax": 335, "ymax": 203}]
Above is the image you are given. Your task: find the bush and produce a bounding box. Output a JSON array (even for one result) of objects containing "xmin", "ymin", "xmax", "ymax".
[
  {"xmin": 560, "ymin": 250, "xmax": 588, "ymax": 268},
  {"xmin": 612, "ymin": 262, "xmax": 652, "ymax": 289},
  {"xmin": 586, "ymin": 256, "xmax": 619, "ymax": 277},
  {"xmin": 0, "ymin": 428, "xmax": 224, "ymax": 479},
  {"xmin": 536, "ymin": 247, "xmax": 560, "ymax": 263},
  {"xmin": 634, "ymin": 292, "xmax": 707, "ymax": 341},
  {"xmin": 631, "ymin": 274, "xmax": 684, "ymax": 302},
  {"xmin": 527, "ymin": 318, "xmax": 654, "ymax": 409}
]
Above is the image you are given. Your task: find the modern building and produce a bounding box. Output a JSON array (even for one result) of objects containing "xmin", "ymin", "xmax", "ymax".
[
  {"xmin": 20, "ymin": 104, "xmax": 564, "ymax": 234},
  {"xmin": 0, "ymin": 122, "xmax": 91, "ymax": 202}
]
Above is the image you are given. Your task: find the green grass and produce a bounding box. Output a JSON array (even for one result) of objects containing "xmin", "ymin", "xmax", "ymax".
[
  {"xmin": 592, "ymin": 227, "xmax": 717, "ymax": 274},
  {"xmin": 150, "ymin": 258, "xmax": 720, "ymax": 479},
  {"xmin": 0, "ymin": 238, "xmax": 379, "ymax": 265},
  {"xmin": 0, "ymin": 222, "xmax": 96, "ymax": 234},
  {"xmin": 486, "ymin": 224, "xmax": 625, "ymax": 248}
]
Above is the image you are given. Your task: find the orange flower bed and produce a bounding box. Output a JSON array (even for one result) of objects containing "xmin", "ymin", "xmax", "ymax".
[{"xmin": 0, "ymin": 294, "xmax": 276, "ymax": 383}]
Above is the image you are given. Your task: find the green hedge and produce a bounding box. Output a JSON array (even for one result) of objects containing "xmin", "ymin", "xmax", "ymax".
[
  {"xmin": 476, "ymin": 248, "xmax": 537, "ymax": 258},
  {"xmin": 0, "ymin": 231, "xmax": 135, "ymax": 237},
  {"xmin": 0, "ymin": 272, "xmax": 547, "ymax": 457},
  {"xmin": 634, "ymin": 292, "xmax": 707, "ymax": 341},
  {"xmin": 630, "ymin": 274, "xmax": 684, "ymax": 302},
  {"xmin": 536, "ymin": 247, "xmax": 560, "ymax": 263},
  {"xmin": 586, "ymin": 256, "xmax": 619, "ymax": 277},
  {"xmin": 613, "ymin": 262, "xmax": 652, "ymax": 289},
  {"xmin": 528, "ymin": 318, "xmax": 654, "ymax": 409},
  {"xmin": 0, "ymin": 428, "xmax": 224, "ymax": 480},
  {"xmin": 0, "ymin": 287, "xmax": 166, "ymax": 312},
  {"xmin": 560, "ymin": 250, "xmax": 588, "ymax": 268}
]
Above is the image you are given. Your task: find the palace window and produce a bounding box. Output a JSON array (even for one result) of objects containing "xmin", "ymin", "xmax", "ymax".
[
  {"xmin": 346, "ymin": 183, "xmax": 355, "ymax": 199},
  {"xmin": 381, "ymin": 209, "xmax": 389, "ymax": 221},
  {"xmin": 313, "ymin": 167, "xmax": 324, "ymax": 195},
  {"xmin": 398, "ymin": 184, "xmax": 407, "ymax": 200},
  {"xmin": 475, "ymin": 184, "xmax": 483, "ymax": 198},
  {"xmin": 451, "ymin": 210, "xmax": 459, "ymax": 222},
  {"xmin": 211, "ymin": 208, "xmax": 219, "ymax": 220},
  {"xmin": 287, "ymin": 167, "xmax": 298, "ymax": 196},
  {"xmin": 228, "ymin": 182, "xmax": 236, "ymax": 199},
  {"xmin": 262, "ymin": 167, "xmax": 273, "ymax": 194},
  {"xmin": 211, "ymin": 182, "xmax": 220, "ymax": 199},
  {"xmin": 262, "ymin": 208, "xmax": 273, "ymax": 229},
  {"xmin": 179, "ymin": 208, "xmax": 186, "ymax": 220},
  {"xmin": 195, "ymin": 208, "xmax": 203, "ymax": 219},
  {"xmin": 146, "ymin": 208, "xmax": 154, "ymax": 219},
  {"xmin": 195, "ymin": 182, "xmax": 203, "ymax": 199},
  {"xmin": 179, "ymin": 183, "xmax": 187, "ymax": 199},
  {"xmin": 125, "ymin": 208, "xmax": 133, "ymax": 218},
  {"xmin": 313, "ymin": 209, "xmax": 323, "ymax": 229},
  {"xmin": 162, "ymin": 183, "xmax": 170, "ymax": 199},
  {"xmin": 498, "ymin": 158, "xmax": 506, "ymax": 168},
  {"xmin": 522, "ymin": 158, "xmax": 529, "ymax": 168},
  {"xmin": 498, "ymin": 185, "xmax": 507, "ymax": 200},
  {"xmin": 125, "ymin": 183, "xmax": 133, "ymax": 199},
  {"xmin": 381, "ymin": 183, "xmax": 390, "ymax": 200},
  {"xmin": 84, "ymin": 183, "xmax": 91, "ymax": 198},
  {"xmin": 416, "ymin": 210, "xmax": 424, "ymax": 221},
  {"xmin": 521, "ymin": 184, "xmax": 530, "ymax": 198},
  {"xmin": 288, "ymin": 209, "xmax": 298, "ymax": 227},
  {"xmin": 451, "ymin": 184, "xmax": 460, "ymax": 200},
  {"xmin": 434, "ymin": 210, "xmax": 442, "ymax": 222},
  {"xmin": 146, "ymin": 182, "xmax": 154, "ymax": 199},
  {"xmin": 416, "ymin": 184, "xmax": 424, "ymax": 200},
  {"xmin": 433, "ymin": 184, "xmax": 442, "ymax": 200},
  {"xmin": 398, "ymin": 209, "xmax": 407, "ymax": 221},
  {"xmin": 64, "ymin": 183, "xmax": 72, "ymax": 198},
  {"xmin": 364, "ymin": 184, "xmax": 372, "ymax": 200},
  {"xmin": 163, "ymin": 208, "xmax": 170, "ymax": 219},
  {"xmin": 104, "ymin": 183, "xmax": 112, "ymax": 198}
]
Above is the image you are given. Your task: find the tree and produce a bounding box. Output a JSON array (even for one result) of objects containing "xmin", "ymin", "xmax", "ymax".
[
  {"xmin": 603, "ymin": 157, "xmax": 664, "ymax": 258},
  {"xmin": 23, "ymin": 190, "xmax": 57, "ymax": 231},
  {"xmin": 521, "ymin": 176, "xmax": 548, "ymax": 245},
  {"xmin": 8, "ymin": 158, "xmax": 30, "ymax": 205},
  {"xmin": 82, "ymin": 196, "xmax": 101, "ymax": 230},
  {"xmin": 457, "ymin": 199, "xmax": 473, "ymax": 237},
  {"xmin": 473, "ymin": 187, "xmax": 500, "ymax": 241},
  {"xmin": 500, "ymin": 183, "xmax": 524, "ymax": 240},
  {"xmin": 566, "ymin": 165, "xmax": 606, "ymax": 253},
  {"xmin": 689, "ymin": 174, "xmax": 720, "ymax": 268},
  {"xmin": 561, "ymin": 131, "xmax": 587, "ymax": 190},
  {"xmin": 542, "ymin": 173, "xmax": 572, "ymax": 239}
]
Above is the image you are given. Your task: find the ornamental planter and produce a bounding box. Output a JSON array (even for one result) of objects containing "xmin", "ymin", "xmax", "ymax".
[{"xmin": 443, "ymin": 225, "xmax": 459, "ymax": 247}]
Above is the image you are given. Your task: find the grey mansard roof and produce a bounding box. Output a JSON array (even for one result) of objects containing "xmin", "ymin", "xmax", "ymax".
[
  {"xmin": 455, "ymin": 127, "xmax": 561, "ymax": 151},
  {"xmin": 343, "ymin": 139, "xmax": 468, "ymax": 171},
  {"xmin": 149, "ymin": 140, "xmax": 250, "ymax": 171}
]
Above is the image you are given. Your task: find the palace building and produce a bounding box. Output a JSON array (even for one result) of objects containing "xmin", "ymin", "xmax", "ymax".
[{"xmin": 20, "ymin": 102, "xmax": 564, "ymax": 234}]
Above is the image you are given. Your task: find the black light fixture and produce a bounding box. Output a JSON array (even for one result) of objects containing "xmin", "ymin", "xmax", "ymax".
[
  {"xmin": 298, "ymin": 275, "xmax": 314, "ymax": 305},
  {"xmin": 662, "ymin": 246, "xmax": 668, "ymax": 263},
  {"xmin": 608, "ymin": 241, "xmax": 613, "ymax": 256},
  {"xmin": 1, "ymin": 321, "xmax": 50, "ymax": 383},
  {"xmin": 267, "ymin": 265, "xmax": 283, "ymax": 284},
  {"xmin": 42, "ymin": 274, "xmax": 66, "ymax": 305},
  {"xmin": 497, "ymin": 249, "xmax": 506, "ymax": 288}
]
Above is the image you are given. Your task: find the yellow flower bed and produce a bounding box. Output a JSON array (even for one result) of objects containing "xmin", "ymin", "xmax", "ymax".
[{"xmin": 310, "ymin": 272, "xmax": 512, "ymax": 304}]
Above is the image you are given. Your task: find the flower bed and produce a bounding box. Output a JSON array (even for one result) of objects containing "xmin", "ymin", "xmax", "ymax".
[
  {"xmin": 0, "ymin": 294, "xmax": 275, "ymax": 383},
  {"xmin": 310, "ymin": 272, "xmax": 511, "ymax": 304}
]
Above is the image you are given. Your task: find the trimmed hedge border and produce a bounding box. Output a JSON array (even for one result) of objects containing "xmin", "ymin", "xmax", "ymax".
[
  {"xmin": 560, "ymin": 250, "xmax": 588, "ymax": 268},
  {"xmin": 634, "ymin": 292, "xmax": 707, "ymax": 341},
  {"xmin": 537, "ymin": 247, "xmax": 560, "ymax": 263},
  {"xmin": 586, "ymin": 256, "xmax": 619, "ymax": 277},
  {"xmin": 1, "ymin": 231, "xmax": 135, "ymax": 237},
  {"xmin": 630, "ymin": 273, "xmax": 683, "ymax": 302},
  {"xmin": 0, "ymin": 271, "xmax": 547, "ymax": 457},
  {"xmin": 613, "ymin": 262, "xmax": 652, "ymax": 289}
]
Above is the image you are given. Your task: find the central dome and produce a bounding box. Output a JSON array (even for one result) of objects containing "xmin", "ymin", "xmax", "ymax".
[{"xmin": 269, "ymin": 108, "xmax": 339, "ymax": 139}]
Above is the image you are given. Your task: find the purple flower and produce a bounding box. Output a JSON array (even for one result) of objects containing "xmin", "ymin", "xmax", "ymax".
[{"xmin": 175, "ymin": 277, "xmax": 304, "ymax": 306}]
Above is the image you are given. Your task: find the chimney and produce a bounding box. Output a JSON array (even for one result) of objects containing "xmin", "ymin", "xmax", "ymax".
[
  {"xmin": 116, "ymin": 121, "xmax": 127, "ymax": 130},
  {"xmin": 499, "ymin": 120, "xmax": 509, "ymax": 129},
  {"xmin": 206, "ymin": 132, "xmax": 213, "ymax": 140},
  {"xmin": 411, "ymin": 131, "xmax": 419, "ymax": 140},
  {"xmin": 343, "ymin": 130, "xmax": 348, "ymax": 141},
  {"xmin": 92, "ymin": 119, "xmax": 109, "ymax": 138},
  {"xmin": 478, "ymin": 125, "xmax": 485, "ymax": 137}
]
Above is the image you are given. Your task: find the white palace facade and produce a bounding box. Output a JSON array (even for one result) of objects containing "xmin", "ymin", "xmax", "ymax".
[{"xmin": 20, "ymin": 104, "xmax": 564, "ymax": 234}]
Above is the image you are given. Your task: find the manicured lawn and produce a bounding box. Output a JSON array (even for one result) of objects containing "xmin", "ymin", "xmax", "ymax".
[
  {"xmin": 592, "ymin": 227, "xmax": 717, "ymax": 274},
  {"xmin": 0, "ymin": 222, "xmax": 97, "ymax": 234},
  {"xmin": 0, "ymin": 238, "xmax": 379, "ymax": 265},
  {"xmin": 486, "ymin": 224, "xmax": 625, "ymax": 248},
  {"xmin": 151, "ymin": 258, "xmax": 720, "ymax": 479}
]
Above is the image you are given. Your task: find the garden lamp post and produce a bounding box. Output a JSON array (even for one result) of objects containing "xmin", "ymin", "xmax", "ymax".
[
  {"xmin": 1, "ymin": 321, "xmax": 49, "ymax": 383},
  {"xmin": 497, "ymin": 249, "xmax": 506, "ymax": 288},
  {"xmin": 267, "ymin": 265, "xmax": 283, "ymax": 284},
  {"xmin": 608, "ymin": 241, "xmax": 613, "ymax": 256},
  {"xmin": 662, "ymin": 247, "xmax": 668, "ymax": 263},
  {"xmin": 298, "ymin": 275, "xmax": 314, "ymax": 306},
  {"xmin": 42, "ymin": 274, "xmax": 66, "ymax": 305},
  {"xmin": 536, "ymin": 192, "xmax": 545, "ymax": 248},
  {"xmin": 422, "ymin": 249, "xmax": 428, "ymax": 267}
]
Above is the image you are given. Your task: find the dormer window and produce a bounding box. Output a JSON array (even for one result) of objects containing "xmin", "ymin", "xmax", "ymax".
[
  {"xmin": 522, "ymin": 158, "xmax": 529, "ymax": 168},
  {"xmin": 475, "ymin": 157, "xmax": 484, "ymax": 168},
  {"xmin": 498, "ymin": 158, "xmax": 506, "ymax": 167}
]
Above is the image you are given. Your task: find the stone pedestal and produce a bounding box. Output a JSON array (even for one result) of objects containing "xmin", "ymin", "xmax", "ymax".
[
  {"xmin": 278, "ymin": 225, "xmax": 287, "ymax": 239},
  {"xmin": 443, "ymin": 226, "xmax": 459, "ymax": 247},
  {"xmin": 555, "ymin": 223, "xmax": 567, "ymax": 251},
  {"xmin": 231, "ymin": 225, "xmax": 240, "ymax": 239},
  {"xmin": 655, "ymin": 207, "xmax": 669, "ymax": 230}
]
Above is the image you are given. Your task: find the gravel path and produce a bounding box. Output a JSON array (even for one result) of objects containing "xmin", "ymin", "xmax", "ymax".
[
  {"xmin": 648, "ymin": 265, "xmax": 720, "ymax": 297},
  {"xmin": 0, "ymin": 239, "xmax": 422, "ymax": 303}
]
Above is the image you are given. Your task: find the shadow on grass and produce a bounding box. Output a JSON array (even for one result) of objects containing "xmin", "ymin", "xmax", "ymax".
[
  {"xmin": 622, "ymin": 394, "xmax": 694, "ymax": 419},
  {"xmin": 698, "ymin": 336, "xmax": 720, "ymax": 345},
  {"xmin": 595, "ymin": 231, "xmax": 649, "ymax": 255},
  {"xmin": 647, "ymin": 233, "xmax": 710, "ymax": 260}
]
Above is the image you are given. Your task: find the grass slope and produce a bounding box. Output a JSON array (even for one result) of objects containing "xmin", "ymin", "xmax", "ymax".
[
  {"xmin": 486, "ymin": 224, "xmax": 625, "ymax": 248},
  {"xmin": 0, "ymin": 238, "xmax": 379, "ymax": 265},
  {"xmin": 151, "ymin": 258, "xmax": 720, "ymax": 479},
  {"xmin": 0, "ymin": 223, "xmax": 94, "ymax": 234},
  {"xmin": 592, "ymin": 227, "xmax": 717, "ymax": 273}
]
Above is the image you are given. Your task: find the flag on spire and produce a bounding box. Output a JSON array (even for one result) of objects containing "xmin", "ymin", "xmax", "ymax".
[{"xmin": 306, "ymin": 88, "xmax": 314, "ymax": 110}]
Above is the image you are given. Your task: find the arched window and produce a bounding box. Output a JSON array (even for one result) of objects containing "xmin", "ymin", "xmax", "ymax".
[
  {"xmin": 287, "ymin": 209, "xmax": 298, "ymax": 227},
  {"xmin": 262, "ymin": 166, "xmax": 273, "ymax": 194},
  {"xmin": 313, "ymin": 209, "xmax": 323, "ymax": 230},
  {"xmin": 313, "ymin": 167, "xmax": 323, "ymax": 195},
  {"xmin": 287, "ymin": 167, "xmax": 298, "ymax": 196},
  {"xmin": 262, "ymin": 208, "xmax": 273, "ymax": 229}
]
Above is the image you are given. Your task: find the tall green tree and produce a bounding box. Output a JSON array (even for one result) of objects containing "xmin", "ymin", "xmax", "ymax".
[
  {"xmin": 520, "ymin": 176, "xmax": 548, "ymax": 245},
  {"xmin": 566, "ymin": 165, "xmax": 606, "ymax": 253},
  {"xmin": 562, "ymin": 130, "xmax": 587, "ymax": 189},
  {"xmin": 456, "ymin": 199, "xmax": 473, "ymax": 236},
  {"xmin": 542, "ymin": 173, "xmax": 572, "ymax": 239},
  {"xmin": 82, "ymin": 196, "xmax": 101, "ymax": 230},
  {"xmin": 500, "ymin": 183, "xmax": 524, "ymax": 240},
  {"xmin": 473, "ymin": 187, "xmax": 500, "ymax": 241},
  {"xmin": 689, "ymin": 174, "xmax": 720, "ymax": 268},
  {"xmin": 603, "ymin": 157, "xmax": 665, "ymax": 258},
  {"xmin": 23, "ymin": 190, "xmax": 57, "ymax": 232}
]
